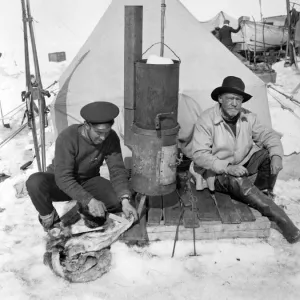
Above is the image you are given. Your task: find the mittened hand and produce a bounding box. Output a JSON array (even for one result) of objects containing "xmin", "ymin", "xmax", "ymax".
[{"xmin": 271, "ymin": 156, "xmax": 283, "ymax": 175}]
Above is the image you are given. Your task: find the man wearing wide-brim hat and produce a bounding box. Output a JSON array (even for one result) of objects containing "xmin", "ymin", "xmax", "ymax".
[
  {"xmin": 26, "ymin": 101, "xmax": 138, "ymax": 231},
  {"xmin": 191, "ymin": 76, "xmax": 300, "ymax": 243}
]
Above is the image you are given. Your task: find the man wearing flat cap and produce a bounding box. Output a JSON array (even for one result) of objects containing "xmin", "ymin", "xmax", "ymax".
[
  {"xmin": 26, "ymin": 101, "xmax": 138, "ymax": 231},
  {"xmin": 190, "ymin": 76, "xmax": 300, "ymax": 243}
]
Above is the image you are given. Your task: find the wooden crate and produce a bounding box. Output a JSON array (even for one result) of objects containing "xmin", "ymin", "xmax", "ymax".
[{"xmin": 146, "ymin": 186, "xmax": 270, "ymax": 241}]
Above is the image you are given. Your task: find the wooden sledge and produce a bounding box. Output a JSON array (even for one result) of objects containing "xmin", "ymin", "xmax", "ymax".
[{"xmin": 146, "ymin": 183, "xmax": 271, "ymax": 241}]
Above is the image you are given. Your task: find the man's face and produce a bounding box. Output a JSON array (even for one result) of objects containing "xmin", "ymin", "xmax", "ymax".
[
  {"xmin": 87, "ymin": 123, "xmax": 112, "ymax": 144},
  {"xmin": 218, "ymin": 93, "xmax": 243, "ymax": 119}
]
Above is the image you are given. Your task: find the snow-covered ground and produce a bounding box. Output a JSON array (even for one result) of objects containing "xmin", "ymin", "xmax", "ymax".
[
  {"xmin": 1, "ymin": 11, "xmax": 300, "ymax": 300},
  {"xmin": 1, "ymin": 57, "xmax": 300, "ymax": 299}
]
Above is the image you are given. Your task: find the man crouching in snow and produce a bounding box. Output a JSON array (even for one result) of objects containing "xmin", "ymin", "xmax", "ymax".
[
  {"xmin": 191, "ymin": 76, "xmax": 300, "ymax": 243},
  {"xmin": 26, "ymin": 101, "xmax": 138, "ymax": 231}
]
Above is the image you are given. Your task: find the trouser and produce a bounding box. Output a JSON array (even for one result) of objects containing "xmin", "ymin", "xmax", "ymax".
[
  {"xmin": 215, "ymin": 150, "xmax": 300, "ymax": 243},
  {"xmin": 243, "ymin": 148, "xmax": 277, "ymax": 192},
  {"xmin": 26, "ymin": 172, "xmax": 122, "ymax": 217}
]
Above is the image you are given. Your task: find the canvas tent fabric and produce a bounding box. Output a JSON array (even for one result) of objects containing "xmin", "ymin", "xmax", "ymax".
[
  {"xmin": 199, "ymin": 11, "xmax": 244, "ymax": 44},
  {"xmin": 51, "ymin": 0, "xmax": 272, "ymax": 159}
]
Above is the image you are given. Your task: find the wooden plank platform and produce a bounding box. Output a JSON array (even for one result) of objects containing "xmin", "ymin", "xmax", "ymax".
[
  {"xmin": 146, "ymin": 183, "xmax": 270, "ymax": 241},
  {"xmin": 147, "ymin": 208, "xmax": 270, "ymax": 241}
]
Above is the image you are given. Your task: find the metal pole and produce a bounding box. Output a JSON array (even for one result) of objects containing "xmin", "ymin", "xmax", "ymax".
[
  {"xmin": 124, "ymin": 6, "xmax": 143, "ymax": 148},
  {"xmin": 21, "ymin": 0, "xmax": 42, "ymax": 172},
  {"xmin": 26, "ymin": 0, "xmax": 46, "ymax": 172},
  {"xmin": 160, "ymin": 0, "xmax": 166, "ymax": 57}
]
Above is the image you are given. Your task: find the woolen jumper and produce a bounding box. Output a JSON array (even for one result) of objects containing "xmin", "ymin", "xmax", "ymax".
[{"xmin": 48, "ymin": 124, "xmax": 131, "ymax": 206}]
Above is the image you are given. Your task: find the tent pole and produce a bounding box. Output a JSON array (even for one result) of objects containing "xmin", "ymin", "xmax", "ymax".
[
  {"xmin": 259, "ymin": 0, "xmax": 263, "ymax": 21},
  {"xmin": 124, "ymin": 6, "xmax": 143, "ymax": 149},
  {"xmin": 26, "ymin": 0, "xmax": 47, "ymax": 172},
  {"xmin": 285, "ymin": 0, "xmax": 291, "ymax": 62},
  {"xmin": 252, "ymin": 16, "xmax": 257, "ymax": 67},
  {"xmin": 160, "ymin": 0, "xmax": 166, "ymax": 57}
]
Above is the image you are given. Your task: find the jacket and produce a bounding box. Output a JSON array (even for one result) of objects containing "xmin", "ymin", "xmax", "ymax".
[
  {"xmin": 191, "ymin": 104, "xmax": 284, "ymax": 190},
  {"xmin": 219, "ymin": 24, "xmax": 241, "ymax": 47}
]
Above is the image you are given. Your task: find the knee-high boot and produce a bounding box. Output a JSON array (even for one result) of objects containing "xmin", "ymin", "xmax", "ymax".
[
  {"xmin": 216, "ymin": 175, "xmax": 300, "ymax": 243},
  {"xmin": 254, "ymin": 171, "xmax": 278, "ymax": 193}
]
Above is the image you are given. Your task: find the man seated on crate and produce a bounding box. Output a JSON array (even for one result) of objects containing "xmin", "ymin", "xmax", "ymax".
[
  {"xmin": 26, "ymin": 101, "xmax": 138, "ymax": 231},
  {"xmin": 190, "ymin": 76, "xmax": 300, "ymax": 244}
]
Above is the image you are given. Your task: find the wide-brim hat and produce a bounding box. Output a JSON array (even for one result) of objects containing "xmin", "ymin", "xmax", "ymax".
[
  {"xmin": 80, "ymin": 101, "xmax": 119, "ymax": 124},
  {"xmin": 211, "ymin": 76, "xmax": 252, "ymax": 102}
]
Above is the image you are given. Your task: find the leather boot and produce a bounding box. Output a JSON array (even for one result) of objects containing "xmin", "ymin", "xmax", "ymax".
[
  {"xmin": 254, "ymin": 169, "xmax": 278, "ymax": 192},
  {"xmin": 255, "ymin": 173, "xmax": 278, "ymax": 199},
  {"xmin": 216, "ymin": 175, "xmax": 300, "ymax": 243},
  {"xmin": 38, "ymin": 209, "xmax": 61, "ymax": 232}
]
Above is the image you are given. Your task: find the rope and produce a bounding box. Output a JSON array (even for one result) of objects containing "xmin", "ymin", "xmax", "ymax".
[
  {"xmin": 267, "ymin": 84, "xmax": 300, "ymax": 107},
  {"xmin": 268, "ymin": 90, "xmax": 300, "ymax": 120},
  {"xmin": 0, "ymin": 124, "xmax": 27, "ymax": 149},
  {"xmin": 0, "ymin": 103, "xmax": 26, "ymax": 120},
  {"xmin": 0, "ymin": 106, "xmax": 26, "ymax": 121}
]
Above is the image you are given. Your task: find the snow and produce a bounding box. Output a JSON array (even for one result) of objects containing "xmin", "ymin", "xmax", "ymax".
[
  {"xmin": 1, "ymin": 3, "xmax": 300, "ymax": 299},
  {"xmin": 1, "ymin": 175, "xmax": 300, "ymax": 299},
  {"xmin": 267, "ymin": 60, "xmax": 300, "ymax": 155}
]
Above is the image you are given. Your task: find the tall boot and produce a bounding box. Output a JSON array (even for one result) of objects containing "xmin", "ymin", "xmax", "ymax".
[
  {"xmin": 255, "ymin": 172, "xmax": 278, "ymax": 199},
  {"xmin": 216, "ymin": 175, "xmax": 300, "ymax": 243}
]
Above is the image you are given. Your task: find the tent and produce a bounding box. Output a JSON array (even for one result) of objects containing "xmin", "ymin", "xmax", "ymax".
[
  {"xmin": 51, "ymin": 0, "xmax": 272, "ymax": 158},
  {"xmin": 199, "ymin": 11, "xmax": 244, "ymax": 44}
]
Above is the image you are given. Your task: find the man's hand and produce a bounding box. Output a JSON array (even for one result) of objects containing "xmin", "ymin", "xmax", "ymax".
[
  {"xmin": 87, "ymin": 198, "xmax": 107, "ymax": 217},
  {"xmin": 121, "ymin": 198, "xmax": 138, "ymax": 221},
  {"xmin": 226, "ymin": 165, "xmax": 249, "ymax": 177},
  {"xmin": 270, "ymin": 156, "xmax": 283, "ymax": 175}
]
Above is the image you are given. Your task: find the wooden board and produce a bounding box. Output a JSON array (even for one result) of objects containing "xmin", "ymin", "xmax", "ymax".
[
  {"xmin": 162, "ymin": 191, "xmax": 182, "ymax": 226},
  {"xmin": 193, "ymin": 187, "xmax": 220, "ymax": 222},
  {"xmin": 147, "ymin": 228, "xmax": 270, "ymax": 241},
  {"xmin": 148, "ymin": 196, "xmax": 163, "ymax": 226},
  {"xmin": 163, "ymin": 204, "xmax": 182, "ymax": 226},
  {"xmin": 146, "ymin": 181, "xmax": 265, "ymax": 240},
  {"xmin": 147, "ymin": 215, "xmax": 271, "ymax": 241},
  {"xmin": 213, "ymin": 192, "xmax": 242, "ymax": 224},
  {"xmin": 231, "ymin": 199, "xmax": 256, "ymax": 222}
]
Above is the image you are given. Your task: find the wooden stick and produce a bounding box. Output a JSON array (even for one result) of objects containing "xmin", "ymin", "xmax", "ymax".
[
  {"xmin": 26, "ymin": 0, "xmax": 47, "ymax": 172},
  {"xmin": 160, "ymin": 0, "xmax": 166, "ymax": 57},
  {"xmin": 21, "ymin": 0, "xmax": 42, "ymax": 172},
  {"xmin": 252, "ymin": 17, "xmax": 257, "ymax": 67}
]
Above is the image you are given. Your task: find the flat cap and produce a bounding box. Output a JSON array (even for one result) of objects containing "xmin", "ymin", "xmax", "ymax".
[{"xmin": 80, "ymin": 101, "xmax": 119, "ymax": 124}]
